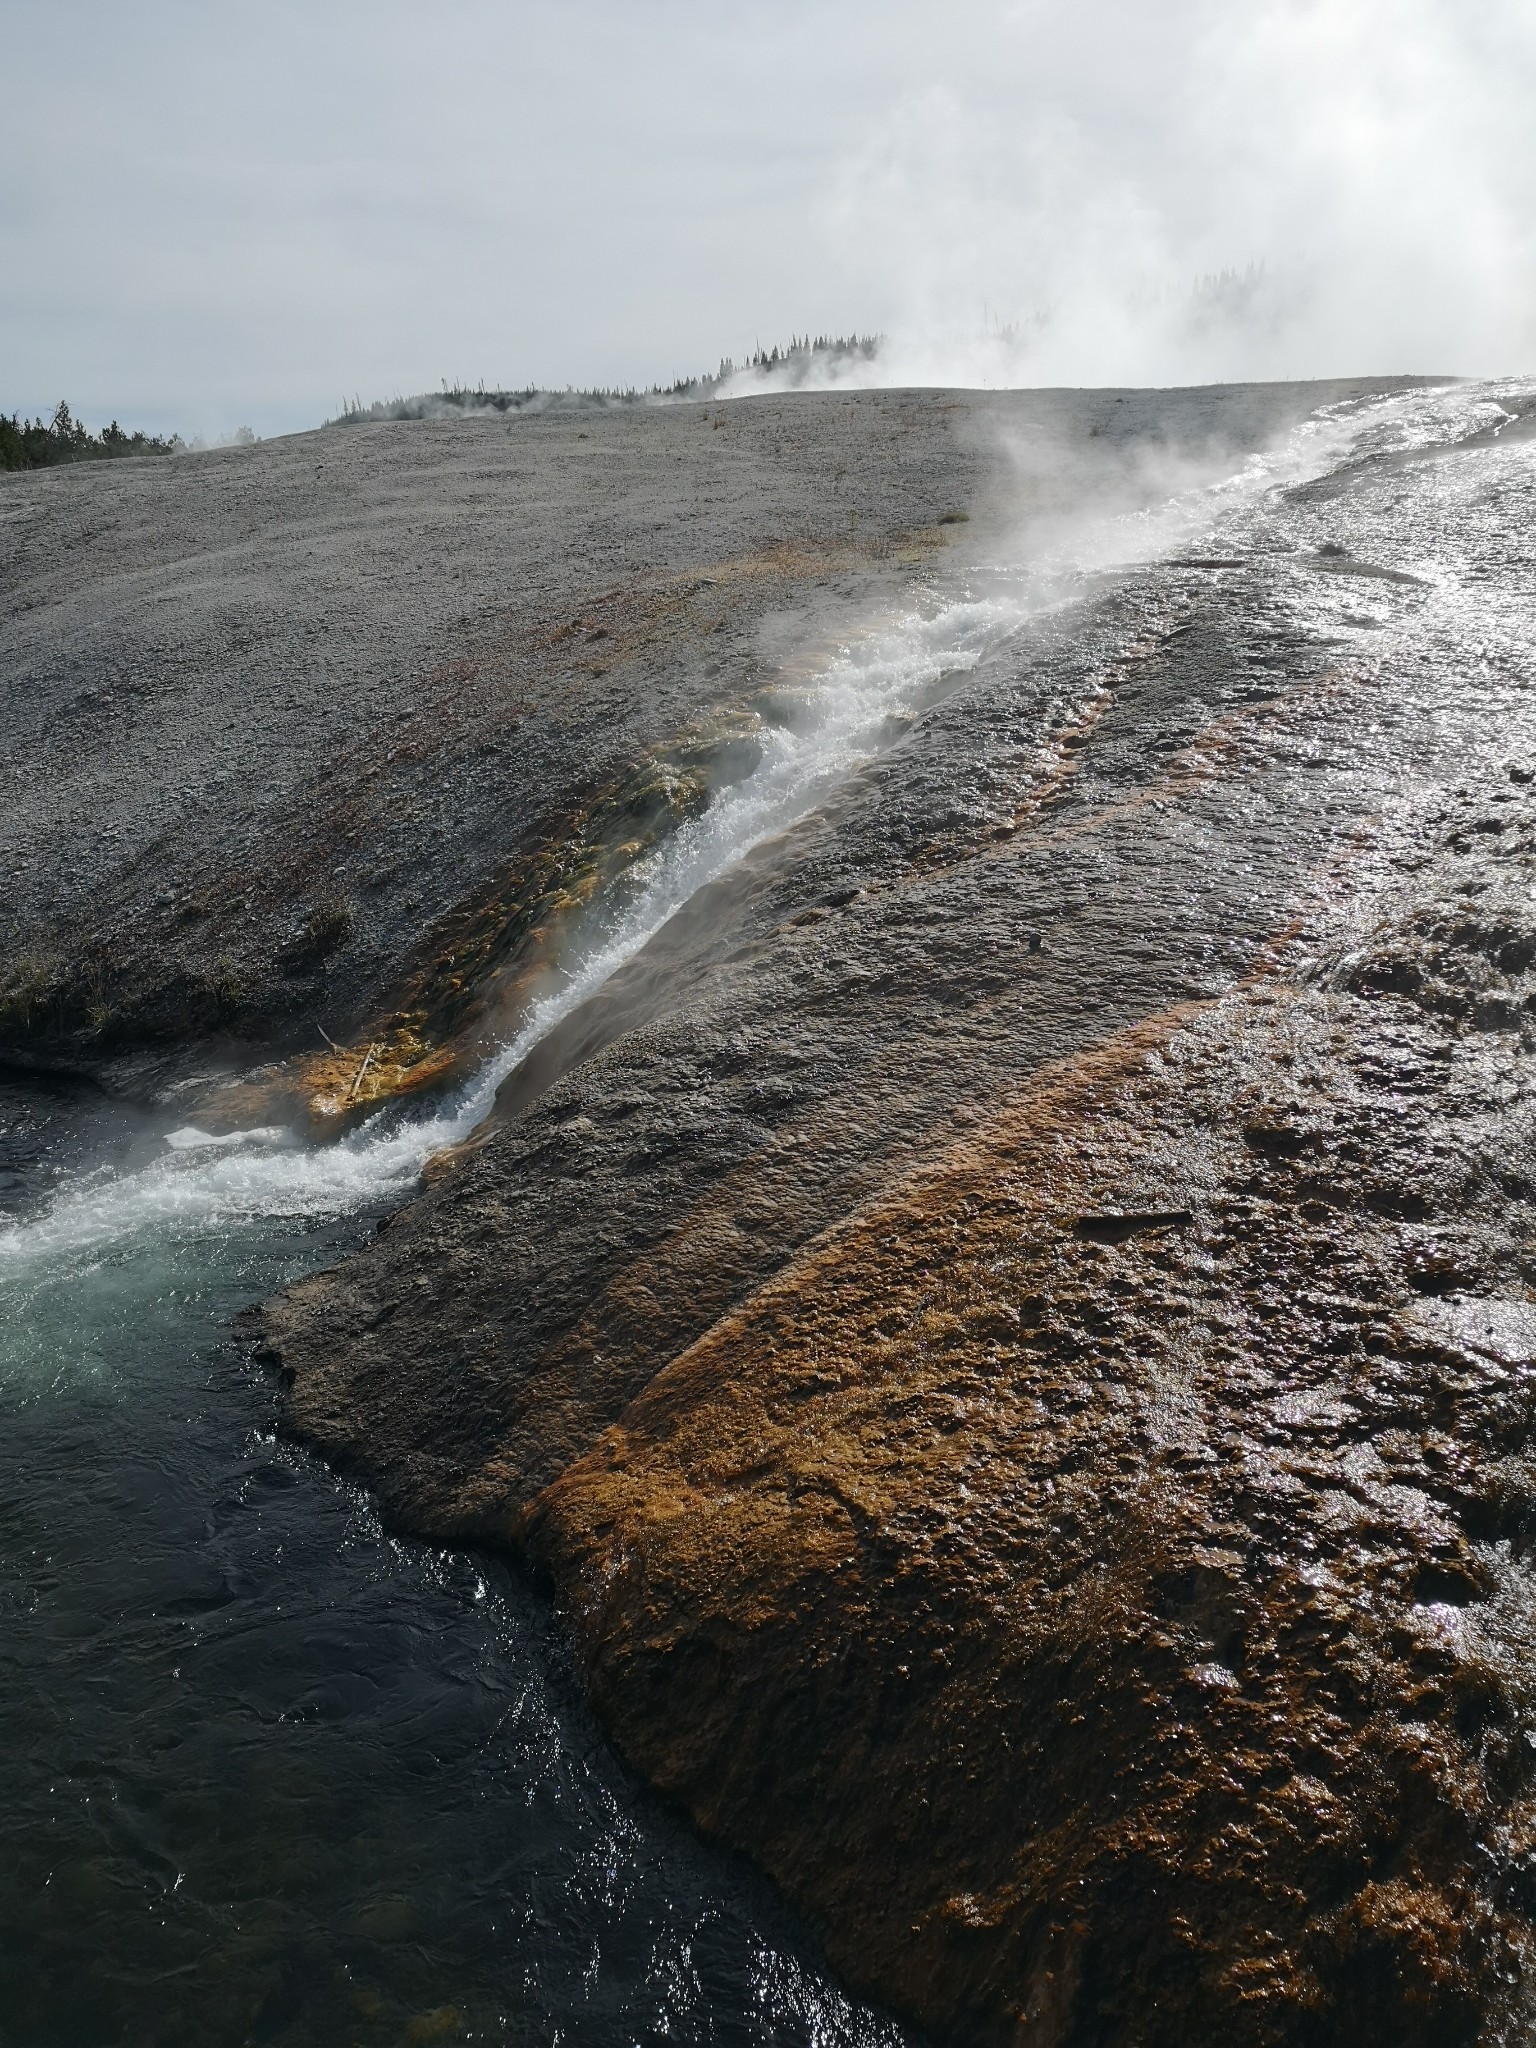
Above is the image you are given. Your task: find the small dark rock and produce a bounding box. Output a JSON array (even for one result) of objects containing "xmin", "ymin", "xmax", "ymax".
[{"xmin": 1073, "ymin": 1210, "xmax": 1193, "ymax": 1244}]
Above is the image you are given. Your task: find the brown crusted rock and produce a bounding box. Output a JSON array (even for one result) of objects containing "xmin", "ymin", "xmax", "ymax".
[
  {"xmin": 254, "ymin": 397, "xmax": 1536, "ymax": 2044},
  {"xmin": 521, "ymin": 986, "xmax": 1536, "ymax": 2047}
]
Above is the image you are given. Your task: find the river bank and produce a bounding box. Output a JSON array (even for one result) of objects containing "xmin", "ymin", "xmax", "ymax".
[
  {"xmin": 0, "ymin": 1073, "xmax": 908, "ymax": 2048},
  {"xmin": 7, "ymin": 377, "xmax": 1533, "ymax": 2045}
]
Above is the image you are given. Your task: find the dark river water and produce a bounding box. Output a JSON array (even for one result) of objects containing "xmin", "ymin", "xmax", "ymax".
[{"xmin": 0, "ymin": 1080, "xmax": 913, "ymax": 2048}]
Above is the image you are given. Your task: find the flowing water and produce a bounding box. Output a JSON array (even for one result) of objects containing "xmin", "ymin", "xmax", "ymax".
[{"xmin": 1, "ymin": 379, "xmax": 1524, "ymax": 2047}]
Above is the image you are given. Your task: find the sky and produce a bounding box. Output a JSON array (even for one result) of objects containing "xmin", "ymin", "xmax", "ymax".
[{"xmin": 4, "ymin": 0, "xmax": 1535, "ymax": 438}]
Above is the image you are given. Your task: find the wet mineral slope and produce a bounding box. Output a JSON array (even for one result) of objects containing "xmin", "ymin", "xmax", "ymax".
[
  {"xmin": 0, "ymin": 390, "xmax": 985, "ymax": 1069},
  {"xmin": 262, "ymin": 383, "xmax": 1536, "ymax": 2046},
  {"xmin": 1, "ymin": 383, "xmax": 1425, "ymax": 1107},
  {"xmin": 0, "ymin": 383, "xmax": 1341, "ymax": 1088}
]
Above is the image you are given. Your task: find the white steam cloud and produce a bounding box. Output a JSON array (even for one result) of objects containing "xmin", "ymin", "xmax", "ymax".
[
  {"xmin": 3, "ymin": 0, "xmax": 1533, "ymax": 430},
  {"xmin": 726, "ymin": 0, "xmax": 1536, "ymax": 392}
]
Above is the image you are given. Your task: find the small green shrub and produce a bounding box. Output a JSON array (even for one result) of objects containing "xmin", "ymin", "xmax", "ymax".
[{"xmin": 0, "ymin": 955, "xmax": 60, "ymax": 1038}]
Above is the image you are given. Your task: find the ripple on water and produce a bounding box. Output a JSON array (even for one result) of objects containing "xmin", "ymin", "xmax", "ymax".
[{"xmin": 0, "ymin": 1166, "xmax": 915, "ymax": 2045}]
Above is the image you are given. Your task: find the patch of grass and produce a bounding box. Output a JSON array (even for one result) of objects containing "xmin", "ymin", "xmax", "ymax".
[
  {"xmin": 80, "ymin": 957, "xmax": 114, "ymax": 1037},
  {"xmin": 0, "ymin": 949, "xmax": 116, "ymax": 1042},
  {"xmin": 280, "ymin": 898, "xmax": 354, "ymax": 974},
  {"xmin": 210, "ymin": 956, "xmax": 250, "ymax": 1017},
  {"xmin": 0, "ymin": 955, "xmax": 61, "ymax": 1039}
]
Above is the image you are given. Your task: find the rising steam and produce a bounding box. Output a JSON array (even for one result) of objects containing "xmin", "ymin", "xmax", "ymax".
[{"xmin": 722, "ymin": 0, "xmax": 1536, "ymax": 392}]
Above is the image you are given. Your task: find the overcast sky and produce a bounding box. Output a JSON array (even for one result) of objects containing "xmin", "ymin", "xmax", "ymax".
[{"xmin": 4, "ymin": 0, "xmax": 1534, "ymax": 437}]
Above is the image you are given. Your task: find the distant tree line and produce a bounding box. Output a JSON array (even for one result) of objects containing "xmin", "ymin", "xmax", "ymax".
[
  {"xmin": 330, "ymin": 333, "xmax": 888, "ymax": 427},
  {"xmin": 0, "ymin": 400, "xmax": 180, "ymax": 472},
  {"xmin": 721, "ymin": 333, "xmax": 882, "ymax": 379}
]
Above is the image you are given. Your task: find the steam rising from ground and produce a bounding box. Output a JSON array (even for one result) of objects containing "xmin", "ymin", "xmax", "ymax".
[
  {"xmin": 722, "ymin": 0, "xmax": 1536, "ymax": 393},
  {"xmin": 7, "ymin": 1, "xmax": 1531, "ymax": 431},
  {"xmin": 3, "ymin": 377, "xmax": 1520, "ymax": 1280}
]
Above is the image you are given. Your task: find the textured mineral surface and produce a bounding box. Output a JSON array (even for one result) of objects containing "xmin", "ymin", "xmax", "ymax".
[
  {"xmin": 258, "ymin": 386, "xmax": 1536, "ymax": 2041},
  {"xmin": 11, "ymin": 376, "xmax": 1536, "ymax": 2043},
  {"xmin": 0, "ymin": 381, "xmax": 1402, "ymax": 1096}
]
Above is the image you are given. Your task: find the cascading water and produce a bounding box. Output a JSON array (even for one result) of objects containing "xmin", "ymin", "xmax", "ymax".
[{"xmin": 1, "ymin": 377, "xmax": 1524, "ymax": 2046}]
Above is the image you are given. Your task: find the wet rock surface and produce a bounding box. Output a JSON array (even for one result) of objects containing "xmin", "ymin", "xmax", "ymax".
[
  {"xmin": 521, "ymin": 956, "xmax": 1536, "ymax": 2048},
  {"xmin": 0, "ymin": 380, "xmax": 1407, "ymax": 1090},
  {"xmin": 12, "ymin": 374, "xmax": 1536, "ymax": 2042},
  {"xmin": 260, "ymin": 384, "xmax": 1536, "ymax": 2044},
  {"xmin": 1, "ymin": 391, "xmax": 968, "ymax": 1069}
]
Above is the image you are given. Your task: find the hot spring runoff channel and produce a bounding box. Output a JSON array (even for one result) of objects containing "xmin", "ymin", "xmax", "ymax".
[{"xmin": 0, "ymin": 382, "xmax": 1513, "ymax": 2046}]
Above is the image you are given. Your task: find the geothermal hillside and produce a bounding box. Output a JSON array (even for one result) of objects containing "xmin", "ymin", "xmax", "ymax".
[{"xmin": 7, "ymin": 377, "xmax": 1536, "ymax": 2046}]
